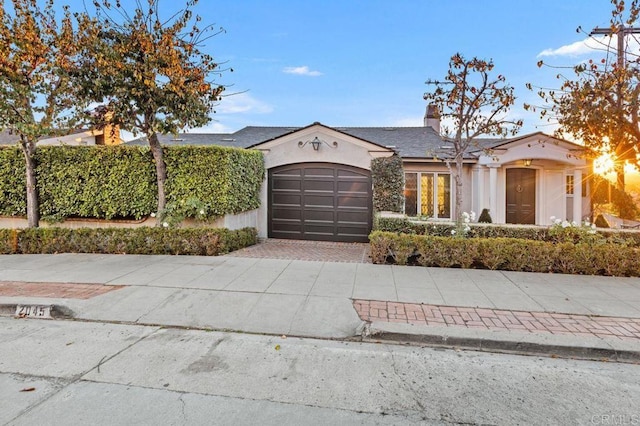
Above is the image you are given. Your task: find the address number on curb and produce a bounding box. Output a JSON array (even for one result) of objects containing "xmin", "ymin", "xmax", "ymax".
[{"xmin": 15, "ymin": 305, "xmax": 52, "ymax": 319}]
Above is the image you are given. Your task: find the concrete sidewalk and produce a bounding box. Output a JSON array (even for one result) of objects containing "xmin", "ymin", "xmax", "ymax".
[{"xmin": 1, "ymin": 252, "xmax": 639, "ymax": 361}]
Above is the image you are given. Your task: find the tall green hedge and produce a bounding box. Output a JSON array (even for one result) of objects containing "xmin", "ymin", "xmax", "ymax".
[
  {"xmin": 0, "ymin": 145, "xmax": 264, "ymax": 221},
  {"xmin": 371, "ymin": 155, "xmax": 404, "ymax": 212},
  {"xmin": 164, "ymin": 146, "xmax": 264, "ymax": 218}
]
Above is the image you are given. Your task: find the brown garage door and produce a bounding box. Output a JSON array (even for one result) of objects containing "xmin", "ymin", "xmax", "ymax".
[{"xmin": 268, "ymin": 163, "xmax": 372, "ymax": 242}]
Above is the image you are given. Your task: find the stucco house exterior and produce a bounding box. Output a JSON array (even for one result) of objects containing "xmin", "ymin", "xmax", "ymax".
[
  {"xmin": 129, "ymin": 107, "xmax": 591, "ymax": 242},
  {"xmin": 0, "ymin": 125, "xmax": 121, "ymax": 147}
]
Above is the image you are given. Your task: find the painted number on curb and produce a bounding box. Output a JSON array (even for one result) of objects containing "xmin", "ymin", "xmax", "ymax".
[{"xmin": 15, "ymin": 305, "xmax": 51, "ymax": 319}]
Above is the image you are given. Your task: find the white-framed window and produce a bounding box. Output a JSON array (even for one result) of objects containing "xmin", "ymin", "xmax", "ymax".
[
  {"xmin": 566, "ymin": 175, "xmax": 574, "ymax": 195},
  {"xmin": 404, "ymin": 172, "xmax": 452, "ymax": 219}
]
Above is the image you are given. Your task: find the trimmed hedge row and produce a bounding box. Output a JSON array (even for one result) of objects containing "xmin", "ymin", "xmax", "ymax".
[
  {"xmin": 374, "ymin": 216, "xmax": 640, "ymax": 247},
  {"xmin": 0, "ymin": 227, "xmax": 257, "ymax": 256},
  {"xmin": 369, "ymin": 231, "xmax": 640, "ymax": 277},
  {"xmin": 0, "ymin": 145, "xmax": 265, "ymax": 221},
  {"xmin": 371, "ymin": 155, "xmax": 404, "ymax": 213}
]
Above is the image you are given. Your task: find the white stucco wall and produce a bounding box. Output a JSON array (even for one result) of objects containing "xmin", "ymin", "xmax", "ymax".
[{"xmin": 474, "ymin": 134, "xmax": 590, "ymax": 225}]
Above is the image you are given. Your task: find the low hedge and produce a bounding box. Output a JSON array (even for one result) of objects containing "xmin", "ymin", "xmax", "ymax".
[
  {"xmin": 369, "ymin": 231, "xmax": 640, "ymax": 277},
  {"xmin": 375, "ymin": 216, "xmax": 640, "ymax": 247},
  {"xmin": 0, "ymin": 227, "xmax": 257, "ymax": 256}
]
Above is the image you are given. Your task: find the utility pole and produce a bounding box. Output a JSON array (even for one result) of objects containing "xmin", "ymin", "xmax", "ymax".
[
  {"xmin": 589, "ymin": 25, "xmax": 640, "ymax": 190},
  {"xmin": 589, "ymin": 25, "xmax": 640, "ymax": 69}
]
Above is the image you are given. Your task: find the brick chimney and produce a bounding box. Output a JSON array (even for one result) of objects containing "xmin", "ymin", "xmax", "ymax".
[{"xmin": 424, "ymin": 104, "xmax": 440, "ymax": 134}]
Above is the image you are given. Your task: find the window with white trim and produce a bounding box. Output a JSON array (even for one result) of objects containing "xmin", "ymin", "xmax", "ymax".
[
  {"xmin": 566, "ymin": 175, "xmax": 574, "ymax": 195},
  {"xmin": 404, "ymin": 172, "xmax": 451, "ymax": 218}
]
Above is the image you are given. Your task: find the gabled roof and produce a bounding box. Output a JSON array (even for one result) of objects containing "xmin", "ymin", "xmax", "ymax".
[
  {"xmin": 125, "ymin": 125, "xmax": 578, "ymax": 161},
  {"xmin": 127, "ymin": 125, "xmax": 461, "ymax": 158}
]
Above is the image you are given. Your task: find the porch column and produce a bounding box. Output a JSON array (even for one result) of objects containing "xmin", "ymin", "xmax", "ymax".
[
  {"xmin": 573, "ymin": 169, "xmax": 583, "ymax": 224},
  {"xmin": 489, "ymin": 165, "xmax": 498, "ymax": 221}
]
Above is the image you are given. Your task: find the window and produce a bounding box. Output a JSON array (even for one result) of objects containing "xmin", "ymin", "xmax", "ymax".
[
  {"xmin": 404, "ymin": 172, "xmax": 451, "ymax": 218},
  {"xmin": 566, "ymin": 175, "xmax": 574, "ymax": 195}
]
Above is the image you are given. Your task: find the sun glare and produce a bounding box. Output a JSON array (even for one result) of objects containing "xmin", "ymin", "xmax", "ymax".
[
  {"xmin": 593, "ymin": 153, "xmax": 615, "ymax": 175},
  {"xmin": 593, "ymin": 153, "xmax": 638, "ymax": 176}
]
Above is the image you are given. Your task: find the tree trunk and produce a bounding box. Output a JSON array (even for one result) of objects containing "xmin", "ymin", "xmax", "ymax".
[
  {"xmin": 148, "ymin": 132, "xmax": 167, "ymax": 225},
  {"xmin": 454, "ymin": 155, "xmax": 464, "ymax": 224},
  {"xmin": 20, "ymin": 141, "xmax": 40, "ymax": 228},
  {"xmin": 614, "ymin": 162, "xmax": 625, "ymax": 192}
]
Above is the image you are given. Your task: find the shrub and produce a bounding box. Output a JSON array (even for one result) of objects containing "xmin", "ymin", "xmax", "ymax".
[
  {"xmin": 594, "ymin": 214, "xmax": 609, "ymax": 228},
  {"xmin": 371, "ymin": 155, "xmax": 404, "ymax": 212},
  {"xmin": 478, "ymin": 208, "xmax": 492, "ymax": 223},
  {"xmin": 369, "ymin": 231, "xmax": 640, "ymax": 277},
  {"xmin": 1, "ymin": 227, "xmax": 257, "ymax": 256},
  {"xmin": 374, "ymin": 216, "xmax": 640, "ymax": 247}
]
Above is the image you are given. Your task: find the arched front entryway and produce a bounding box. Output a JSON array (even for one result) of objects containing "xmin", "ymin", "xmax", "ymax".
[
  {"xmin": 268, "ymin": 163, "xmax": 373, "ymax": 242},
  {"xmin": 506, "ymin": 168, "xmax": 536, "ymax": 224}
]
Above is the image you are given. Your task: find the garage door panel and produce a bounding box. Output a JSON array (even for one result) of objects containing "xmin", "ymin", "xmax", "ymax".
[
  {"xmin": 337, "ymin": 169, "xmax": 365, "ymax": 178},
  {"xmin": 269, "ymin": 163, "xmax": 372, "ymax": 242},
  {"xmin": 272, "ymin": 194, "xmax": 302, "ymax": 206},
  {"xmin": 337, "ymin": 181, "xmax": 369, "ymax": 193},
  {"xmin": 273, "ymin": 168, "xmax": 302, "ymax": 177},
  {"xmin": 305, "ymin": 195, "xmax": 335, "ymax": 208},
  {"xmin": 271, "ymin": 208, "xmax": 301, "ymax": 221},
  {"xmin": 273, "ymin": 179, "xmax": 301, "ymax": 191},
  {"xmin": 304, "ymin": 210, "xmax": 334, "ymax": 222},
  {"xmin": 303, "ymin": 179, "xmax": 334, "ymax": 192},
  {"xmin": 337, "ymin": 211, "xmax": 369, "ymax": 224},
  {"xmin": 271, "ymin": 225, "xmax": 303, "ymax": 236},
  {"xmin": 304, "ymin": 168, "xmax": 335, "ymax": 177},
  {"xmin": 337, "ymin": 195, "xmax": 369, "ymax": 208}
]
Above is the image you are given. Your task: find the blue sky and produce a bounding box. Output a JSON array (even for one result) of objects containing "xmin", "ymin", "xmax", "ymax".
[{"xmin": 70, "ymin": 0, "xmax": 620, "ymax": 136}]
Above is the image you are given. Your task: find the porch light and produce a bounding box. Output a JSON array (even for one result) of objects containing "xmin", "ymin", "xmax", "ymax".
[
  {"xmin": 311, "ymin": 136, "xmax": 321, "ymax": 151},
  {"xmin": 298, "ymin": 137, "xmax": 338, "ymax": 151},
  {"xmin": 523, "ymin": 159, "xmax": 532, "ymax": 167}
]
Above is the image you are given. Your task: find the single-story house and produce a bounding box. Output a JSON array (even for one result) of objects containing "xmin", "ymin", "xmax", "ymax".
[
  {"xmin": 129, "ymin": 106, "xmax": 591, "ymax": 242},
  {"xmin": 0, "ymin": 125, "xmax": 121, "ymax": 147}
]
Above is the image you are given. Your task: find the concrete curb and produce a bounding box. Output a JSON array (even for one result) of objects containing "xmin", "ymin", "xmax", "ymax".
[
  {"xmin": 0, "ymin": 303, "xmax": 75, "ymax": 319},
  {"xmin": 363, "ymin": 321, "xmax": 640, "ymax": 363}
]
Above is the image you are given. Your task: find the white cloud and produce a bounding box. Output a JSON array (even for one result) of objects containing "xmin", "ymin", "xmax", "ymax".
[
  {"xmin": 283, "ymin": 66, "xmax": 323, "ymax": 76},
  {"xmin": 538, "ymin": 36, "xmax": 608, "ymax": 57},
  {"xmin": 215, "ymin": 92, "xmax": 273, "ymax": 114},
  {"xmin": 190, "ymin": 122, "xmax": 234, "ymax": 134},
  {"xmin": 537, "ymin": 35, "xmax": 640, "ymax": 58}
]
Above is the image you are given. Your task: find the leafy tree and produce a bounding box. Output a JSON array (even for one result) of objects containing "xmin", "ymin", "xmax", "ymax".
[
  {"xmin": 592, "ymin": 174, "xmax": 639, "ymax": 219},
  {"xmin": 424, "ymin": 53, "xmax": 522, "ymax": 223},
  {"xmin": 528, "ymin": 0, "xmax": 640, "ymax": 191},
  {"xmin": 0, "ymin": 0, "xmax": 85, "ymax": 227},
  {"xmin": 71, "ymin": 0, "xmax": 226, "ymax": 223}
]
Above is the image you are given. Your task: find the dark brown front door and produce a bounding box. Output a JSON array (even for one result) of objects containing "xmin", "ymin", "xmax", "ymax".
[
  {"xmin": 268, "ymin": 163, "xmax": 372, "ymax": 242},
  {"xmin": 506, "ymin": 168, "xmax": 536, "ymax": 224}
]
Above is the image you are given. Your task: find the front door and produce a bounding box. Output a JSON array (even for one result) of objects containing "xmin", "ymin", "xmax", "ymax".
[{"xmin": 506, "ymin": 168, "xmax": 536, "ymax": 224}]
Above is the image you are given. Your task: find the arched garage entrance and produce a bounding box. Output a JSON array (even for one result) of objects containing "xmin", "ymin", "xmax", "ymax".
[{"xmin": 268, "ymin": 163, "xmax": 372, "ymax": 242}]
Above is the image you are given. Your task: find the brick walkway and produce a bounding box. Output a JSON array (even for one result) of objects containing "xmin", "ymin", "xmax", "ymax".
[
  {"xmin": 227, "ymin": 239, "xmax": 371, "ymax": 263},
  {"xmin": 353, "ymin": 300, "xmax": 640, "ymax": 340},
  {"xmin": 0, "ymin": 281, "xmax": 123, "ymax": 299}
]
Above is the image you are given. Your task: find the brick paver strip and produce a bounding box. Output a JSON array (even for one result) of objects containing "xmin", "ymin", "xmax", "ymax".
[
  {"xmin": 227, "ymin": 239, "xmax": 371, "ymax": 263},
  {"xmin": 0, "ymin": 281, "xmax": 124, "ymax": 299},
  {"xmin": 353, "ymin": 299, "xmax": 640, "ymax": 340}
]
